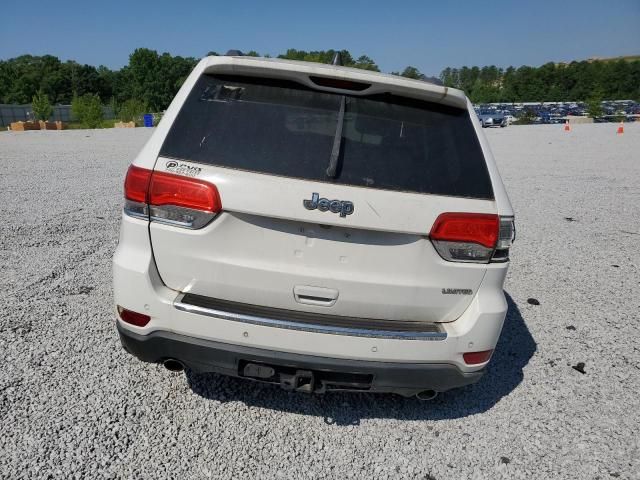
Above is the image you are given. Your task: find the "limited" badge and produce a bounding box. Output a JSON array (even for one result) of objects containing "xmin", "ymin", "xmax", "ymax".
[{"xmin": 442, "ymin": 288, "xmax": 473, "ymax": 295}]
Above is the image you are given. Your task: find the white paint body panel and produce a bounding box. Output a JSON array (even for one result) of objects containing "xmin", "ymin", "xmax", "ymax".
[
  {"xmin": 114, "ymin": 216, "xmax": 508, "ymax": 372},
  {"xmin": 149, "ymin": 158, "xmax": 496, "ymax": 321},
  {"xmin": 114, "ymin": 56, "xmax": 513, "ymax": 369}
]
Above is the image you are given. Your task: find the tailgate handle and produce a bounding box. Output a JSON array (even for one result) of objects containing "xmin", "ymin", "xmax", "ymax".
[{"xmin": 293, "ymin": 286, "xmax": 339, "ymax": 307}]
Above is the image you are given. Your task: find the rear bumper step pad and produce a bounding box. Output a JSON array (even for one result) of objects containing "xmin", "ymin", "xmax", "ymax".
[{"xmin": 174, "ymin": 293, "xmax": 447, "ymax": 341}]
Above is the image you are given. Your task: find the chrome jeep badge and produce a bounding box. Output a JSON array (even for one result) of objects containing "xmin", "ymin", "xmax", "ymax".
[{"xmin": 303, "ymin": 193, "xmax": 354, "ymax": 217}]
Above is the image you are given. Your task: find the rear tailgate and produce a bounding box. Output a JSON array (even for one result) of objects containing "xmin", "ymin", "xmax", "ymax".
[{"xmin": 149, "ymin": 72, "xmax": 496, "ymax": 322}]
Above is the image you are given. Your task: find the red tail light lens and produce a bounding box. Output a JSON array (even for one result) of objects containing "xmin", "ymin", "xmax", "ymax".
[
  {"xmin": 122, "ymin": 165, "xmax": 221, "ymax": 229},
  {"xmin": 430, "ymin": 213, "xmax": 499, "ymax": 249},
  {"xmin": 117, "ymin": 306, "xmax": 151, "ymax": 327},
  {"xmin": 429, "ymin": 213, "xmax": 500, "ymax": 263},
  {"xmin": 149, "ymin": 171, "xmax": 221, "ymax": 213},
  {"xmin": 463, "ymin": 349, "xmax": 494, "ymax": 365},
  {"xmin": 124, "ymin": 165, "xmax": 152, "ymax": 203}
]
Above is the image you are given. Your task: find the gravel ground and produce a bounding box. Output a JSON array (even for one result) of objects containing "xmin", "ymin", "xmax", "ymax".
[{"xmin": 1, "ymin": 124, "xmax": 639, "ymax": 479}]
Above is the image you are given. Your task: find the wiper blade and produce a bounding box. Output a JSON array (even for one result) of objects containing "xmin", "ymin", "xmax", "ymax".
[{"xmin": 326, "ymin": 95, "xmax": 346, "ymax": 178}]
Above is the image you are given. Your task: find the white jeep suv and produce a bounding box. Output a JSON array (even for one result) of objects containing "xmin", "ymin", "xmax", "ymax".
[{"xmin": 113, "ymin": 54, "xmax": 515, "ymax": 399}]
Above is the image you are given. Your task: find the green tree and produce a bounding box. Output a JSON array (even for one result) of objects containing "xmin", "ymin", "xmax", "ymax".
[
  {"xmin": 278, "ymin": 49, "xmax": 357, "ymax": 68},
  {"xmin": 3, "ymin": 51, "xmax": 640, "ymax": 108},
  {"xmin": 353, "ymin": 55, "xmax": 380, "ymax": 72},
  {"xmin": 31, "ymin": 89, "xmax": 53, "ymax": 121},
  {"xmin": 118, "ymin": 48, "xmax": 198, "ymax": 110},
  {"xmin": 109, "ymin": 96, "xmax": 120, "ymax": 119},
  {"xmin": 440, "ymin": 67, "xmax": 459, "ymax": 87},
  {"xmin": 438, "ymin": 58, "xmax": 640, "ymax": 102},
  {"xmin": 458, "ymin": 66, "xmax": 480, "ymax": 94},
  {"xmin": 586, "ymin": 91, "xmax": 604, "ymax": 118},
  {"xmin": 71, "ymin": 93, "xmax": 103, "ymax": 128},
  {"xmin": 119, "ymin": 98, "xmax": 147, "ymax": 122},
  {"xmin": 394, "ymin": 66, "xmax": 425, "ymax": 80}
]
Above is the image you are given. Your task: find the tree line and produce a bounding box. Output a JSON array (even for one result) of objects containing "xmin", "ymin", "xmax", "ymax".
[
  {"xmin": 0, "ymin": 49, "xmax": 196, "ymax": 112},
  {"xmin": 1, "ymin": 48, "xmax": 638, "ymax": 113},
  {"xmin": 441, "ymin": 60, "xmax": 640, "ymax": 103}
]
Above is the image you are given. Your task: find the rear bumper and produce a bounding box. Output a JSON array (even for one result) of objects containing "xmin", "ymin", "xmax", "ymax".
[
  {"xmin": 113, "ymin": 214, "xmax": 509, "ymax": 380},
  {"xmin": 117, "ymin": 323, "xmax": 483, "ymax": 396}
]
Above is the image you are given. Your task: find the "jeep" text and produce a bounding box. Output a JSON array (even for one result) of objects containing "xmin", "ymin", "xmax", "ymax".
[{"xmin": 303, "ymin": 193, "xmax": 354, "ymax": 218}]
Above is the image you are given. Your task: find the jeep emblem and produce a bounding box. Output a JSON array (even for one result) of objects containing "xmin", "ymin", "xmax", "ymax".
[{"xmin": 303, "ymin": 193, "xmax": 354, "ymax": 217}]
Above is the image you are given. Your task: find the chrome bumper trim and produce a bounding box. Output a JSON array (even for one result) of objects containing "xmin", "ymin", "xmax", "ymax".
[{"xmin": 173, "ymin": 294, "xmax": 447, "ymax": 341}]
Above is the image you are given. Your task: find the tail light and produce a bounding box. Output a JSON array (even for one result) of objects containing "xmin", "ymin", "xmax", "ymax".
[
  {"xmin": 493, "ymin": 216, "xmax": 516, "ymax": 262},
  {"xmin": 463, "ymin": 349, "xmax": 494, "ymax": 365},
  {"xmin": 123, "ymin": 165, "xmax": 221, "ymax": 229},
  {"xmin": 429, "ymin": 213, "xmax": 515, "ymax": 263},
  {"xmin": 123, "ymin": 165, "xmax": 152, "ymax": 218}
]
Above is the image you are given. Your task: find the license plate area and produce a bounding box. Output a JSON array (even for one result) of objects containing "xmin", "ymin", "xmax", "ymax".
[{"xmin": 239, "ymin": 360, "xmax": 373, "ymax": 393}]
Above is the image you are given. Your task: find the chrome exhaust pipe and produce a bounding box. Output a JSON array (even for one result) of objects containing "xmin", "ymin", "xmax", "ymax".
[
  {"xmin": 163, "ymin": 359, "xmax": 185, "ymax": 372},
  {"xmin": 415, "ymin": 390, "xmax": 438, "ymax": 401}
]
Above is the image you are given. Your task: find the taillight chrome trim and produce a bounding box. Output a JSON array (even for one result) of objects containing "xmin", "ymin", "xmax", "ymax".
[
  {"xmin": 490, "ymin": 216, "xmax": 515, "ymax": 263},
  {"xmin": 431, "ymin": 240, "xmax": 495, "ymax": 264},
  {"xmin": 124, "ymin": 199, "xmax": 149, "ymax": 220},
  {"xmin": 149, "ymin": 204, "xmax": 217, "ymax": 229},
  {"xmin": 497, "ymin": 216, "xmax": 516, "ymax": 248}
]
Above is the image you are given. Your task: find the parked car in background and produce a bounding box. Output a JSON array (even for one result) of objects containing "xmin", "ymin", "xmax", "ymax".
[
  {"xmin": 478, "ymin": 112, "xmax": 507, "ymax": 128},
  {"xmin": 474, "ymin": 100, "xmax": 640, "ymax": 124}
]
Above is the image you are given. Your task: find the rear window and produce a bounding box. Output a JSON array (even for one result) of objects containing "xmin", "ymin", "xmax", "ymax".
[{"xmin": 160, "ymin": 74, "xmax": 493, "ymax": 199}]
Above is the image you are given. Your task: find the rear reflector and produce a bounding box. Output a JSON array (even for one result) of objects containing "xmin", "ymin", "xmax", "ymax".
[
  {"xmin": 430, "ymin": 213, "xmax": 499, "ymax": 249},
  {"xmin": 463, "ymin": 349, "xmax": 493, "ymax": 365},
  {"xmin": 117, "ymin": 306, "xmax": 151, "ymax": 327}
]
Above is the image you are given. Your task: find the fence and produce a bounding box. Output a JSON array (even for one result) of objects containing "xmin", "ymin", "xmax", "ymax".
[{"xmin": 0, "ymin": 104, "xmax": 115, "ymax": 127}]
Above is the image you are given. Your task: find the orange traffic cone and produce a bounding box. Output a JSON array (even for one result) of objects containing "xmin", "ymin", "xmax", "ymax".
[
  {"xmin": 617, "ymin": 121, "xmax": 624, "ymax": 135},
  {"xmin": 564, "ymin": 120, "xmax": 571, "ymax": 132}
]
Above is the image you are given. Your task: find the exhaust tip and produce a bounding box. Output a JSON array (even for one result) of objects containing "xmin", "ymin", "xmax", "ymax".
[
  {"xmin": 163, "ymin": 359, "xmax": 184, "ymax": 372},
  {"xmin": 415, "ymin": 389, "xmax": 438, "ymax": 401}
]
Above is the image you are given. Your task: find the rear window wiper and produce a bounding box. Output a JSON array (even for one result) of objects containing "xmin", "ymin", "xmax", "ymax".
[{"xmin": 325, "ymin": 95, "xmax": 346, "ymax": 178}]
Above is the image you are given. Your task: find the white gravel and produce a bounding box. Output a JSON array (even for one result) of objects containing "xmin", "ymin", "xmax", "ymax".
[{"xmin": 0, "ymin": 124, "xmax": 639, "ymax": 479}]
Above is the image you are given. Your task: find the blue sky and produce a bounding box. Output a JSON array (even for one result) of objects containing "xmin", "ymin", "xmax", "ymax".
[{"xmin": 2, "ymin": 0, "xmax": 639, "ymax": 75}]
